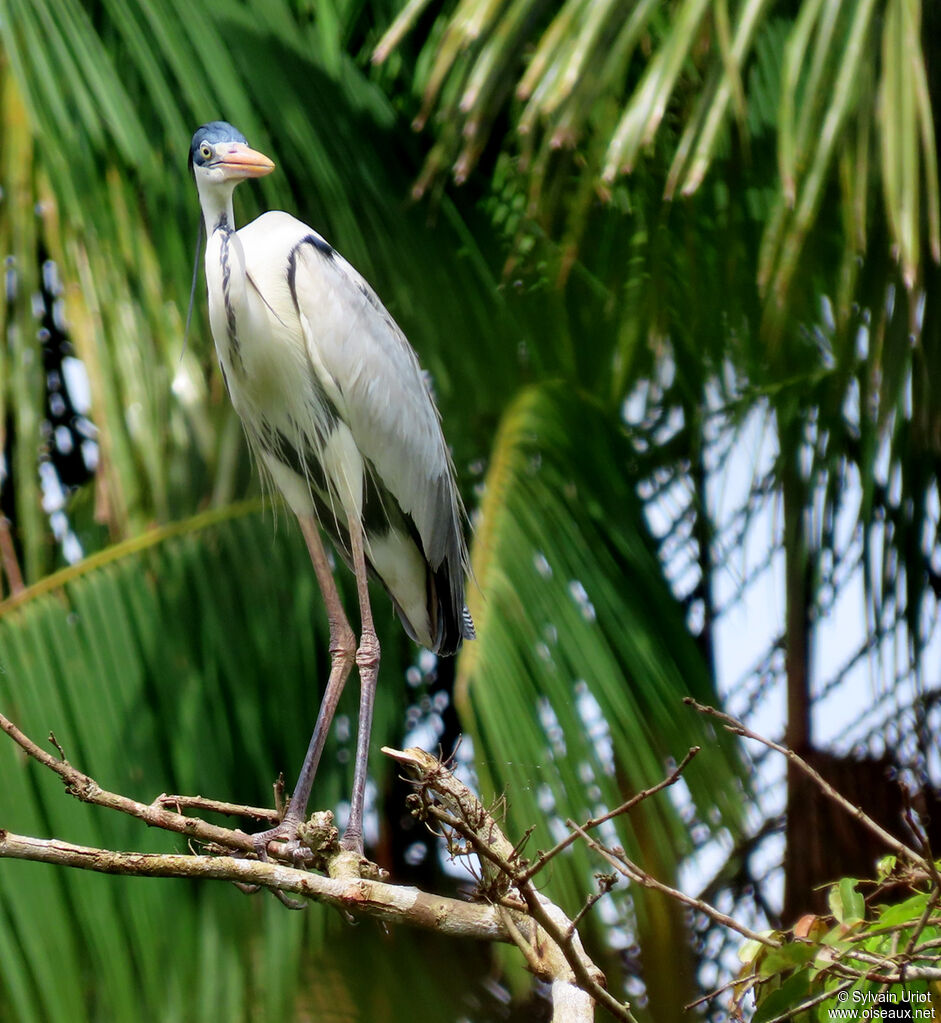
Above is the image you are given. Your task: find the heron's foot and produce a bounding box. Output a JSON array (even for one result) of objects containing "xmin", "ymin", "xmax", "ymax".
[
  {"xmin": 240, "ymin": 811, "xmax": 338, "ymax": 910},
  {"xmin": 251, "ymin": 811, "xmax": 385, "ymax": 884},
  {"xmin": 250, "ymin": 809, "xmax": 337, "ymax": 869},
  {"xmin": 251, "ymin": 816, "xmax": 299, "ymax": 863}
]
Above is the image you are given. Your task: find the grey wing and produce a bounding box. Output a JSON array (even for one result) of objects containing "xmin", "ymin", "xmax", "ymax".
[{"xmin": 287, "ymin": 232, "xmax": 466, "ymax": 574}]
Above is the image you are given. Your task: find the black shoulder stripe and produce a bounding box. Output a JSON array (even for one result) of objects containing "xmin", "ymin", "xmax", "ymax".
[
  {"xmin": 286, "ymin": 244, "xmax": 301, "ymax": 314},
  {"xmin": 287, "ymin": 234, "xmax": 336, "ymax": 315},
  {"xmin": 306, "ymin": 233, "xmax": 335, "ymax": 259}
]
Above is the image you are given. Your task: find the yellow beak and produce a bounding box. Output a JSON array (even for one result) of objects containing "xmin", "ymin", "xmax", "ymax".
[{"xmin": 217, "ymin": 142, "xmax": 275, "ymax": 179}]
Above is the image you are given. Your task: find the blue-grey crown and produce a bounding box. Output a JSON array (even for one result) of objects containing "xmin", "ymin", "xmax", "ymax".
[{"xmin": 189, "ymin": 121, "xmax": 248, "ymax": 173}]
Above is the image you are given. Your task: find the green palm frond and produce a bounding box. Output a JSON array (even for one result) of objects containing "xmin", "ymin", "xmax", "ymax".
[
  {"xmin": 458, "ymin": 382, "xmax": 747, "ymax": 998},
  {"xmin": 0, "ymin": 503, "xmax": 495, "ymax": 1021},
  {"xmin": 378, "ymin": 0, "xmax": 940, "ymax": 333}
]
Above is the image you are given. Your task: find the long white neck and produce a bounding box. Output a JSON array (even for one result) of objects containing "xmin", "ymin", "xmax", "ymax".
[
  {"xmin": 196, "ymin": 178, "xmax": 237, "ymax": 235},
  {"xmin": 198, "ymin": 179, "xmax": 249, "ymax": 374}
]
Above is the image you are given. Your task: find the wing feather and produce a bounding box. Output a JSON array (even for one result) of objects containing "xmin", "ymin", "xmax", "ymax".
[{"xmin": 290, "ymin": 229, "xmax": 462, "ymax": 570}]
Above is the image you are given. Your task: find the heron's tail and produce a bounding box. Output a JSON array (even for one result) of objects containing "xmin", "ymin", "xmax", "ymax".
[
  {"xmin": 426, "ymin": 560, "xmax": 474, "ymax": 657},
  {"xmin": 388, "ymin": 564, "xmax": 473, "ymax": 656}
]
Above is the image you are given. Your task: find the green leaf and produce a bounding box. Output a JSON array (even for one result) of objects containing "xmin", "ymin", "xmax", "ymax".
[
  {"xmin": 752, "ymin": 968, "xmax": 814, "ymax": 1023},
  {"xmin": 758, "ymin": 941, "xmax": 818, "ymax": 978},
  {"xmin": 740, "ymin": 933, "xmax": 776, "ymax": 965},
  {"xmin": 828, "ymin": 879, "xmax": 865, "ymax": 924},
  {"xmin": 876, "ymin": 854, "xmax": 897, "ymax": 881},
  {"xmin": 876, "ymin": 890, "xmax": 933, "ymax": 928}
]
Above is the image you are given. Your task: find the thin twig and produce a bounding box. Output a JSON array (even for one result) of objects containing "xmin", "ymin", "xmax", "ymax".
[
  {"xmin": 48, "ymin": 731, "xmax": 67, "ymax": 760},
  {"xmin": 903, "ymin": 888, "xmax": 941, "ymax": 959},
  {"xmin": 827, "ymin": 961, "xmax": 941, "ymax": 983},
  {"xmin": 0, "ymin": 710, "xmax": 257, "ymax": 854},
  {"xmin": 386, "ymin": 746, "xmax": 633, "ymax": 1022},
  {"xmin": 685, "ymin": 699, "xmax": 923, "ymax": 865},
  {"xmin": 899, "ymin": 799, "xmax": 941, "ymax": 958},
  {"xmin": 517, "ymin": 747, "xmax": 701, "ymax": 884},
  {"xmin": 513, "ymin": 876, "xmax": 637, "ymax": 1022},
  {"xmin": 508, "ymin": 825, "xmax": 536, "ymax": 863},
  {"xmin": 567, "ymin": 821, "xmax": 780, "ymax": 948},
  {"xmin": 156, "ymin": 793, "xmax": 281, "ymax": 823},
  {"xmin": 760, "ymin": 978, "xmax": 855, "ymax": 1023},
  {"xmin": 684, "ymin": 971, "xmax": 758, "ymax": 1012},
  {"xmin": 567, "ymin": 876, "xmax": 616, "ymax": 938}
]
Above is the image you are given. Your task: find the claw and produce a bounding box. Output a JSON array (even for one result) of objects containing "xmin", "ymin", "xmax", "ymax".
[
  {"xmin": 271, "ymin": 888, "xmax": 307, "ymax": 910},
  {"xmin": 234, "ymin": 872, "xmax": 306, "ymax": 910}
]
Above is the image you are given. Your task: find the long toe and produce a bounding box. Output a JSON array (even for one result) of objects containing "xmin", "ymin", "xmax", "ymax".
[{"xmin": 251, "ymin": 817, "xmax": 304, "ymax": 863}]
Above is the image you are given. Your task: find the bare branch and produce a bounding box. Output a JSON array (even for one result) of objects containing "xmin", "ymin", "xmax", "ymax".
[
  {"xmin": 0, "ymin": 829, "xmax": 509, "ymax": 940},
  {"xmin": 384, "ymin": 746, "xmax": 633, "ymax": 1023},
  {"xmin": 0, "ymin": 709, "xmax": 621, "ymax": 1021},
  {"xmin": 13, "ymin": 699, "xmax": 933, "ymax": 1023},
  {"xmin": 0, "ymin": 710, "xmax": 256, "ymax": 854}
]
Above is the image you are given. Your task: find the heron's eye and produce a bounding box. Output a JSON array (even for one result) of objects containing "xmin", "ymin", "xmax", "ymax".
[{"xmin": 199, "ymin": 143, "xmax": 213, "ymax": 160}]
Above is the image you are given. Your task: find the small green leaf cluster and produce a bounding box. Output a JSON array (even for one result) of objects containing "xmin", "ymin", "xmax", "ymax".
[{"xmin": 737, "ymin": 864, "xmax": 941, "ymax": 1022}]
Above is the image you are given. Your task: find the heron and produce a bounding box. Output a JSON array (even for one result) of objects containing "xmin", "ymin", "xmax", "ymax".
[{"xmin": 189, "ymin": 121, "xmax": 473, "ymax": 862}]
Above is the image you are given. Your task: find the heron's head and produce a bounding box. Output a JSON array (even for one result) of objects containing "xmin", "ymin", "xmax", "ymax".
[{"xmin": 189, "ymin": 122, "xmax": 275, "ymax": 189}]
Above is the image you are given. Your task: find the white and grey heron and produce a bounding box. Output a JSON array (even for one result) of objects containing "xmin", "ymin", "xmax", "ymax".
[{"xmin": 189, "ymin": 121, "xmax": 473, "ymax": 861}]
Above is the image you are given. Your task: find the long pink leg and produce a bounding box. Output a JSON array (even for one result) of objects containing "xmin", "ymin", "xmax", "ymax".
[
  {"xmin": 253, "ymin": 514, "xmax": 355, "ymax": 858},
  {"xmin": 340, "ymin": 512, "xmax": 380, "ymax": 854}
]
